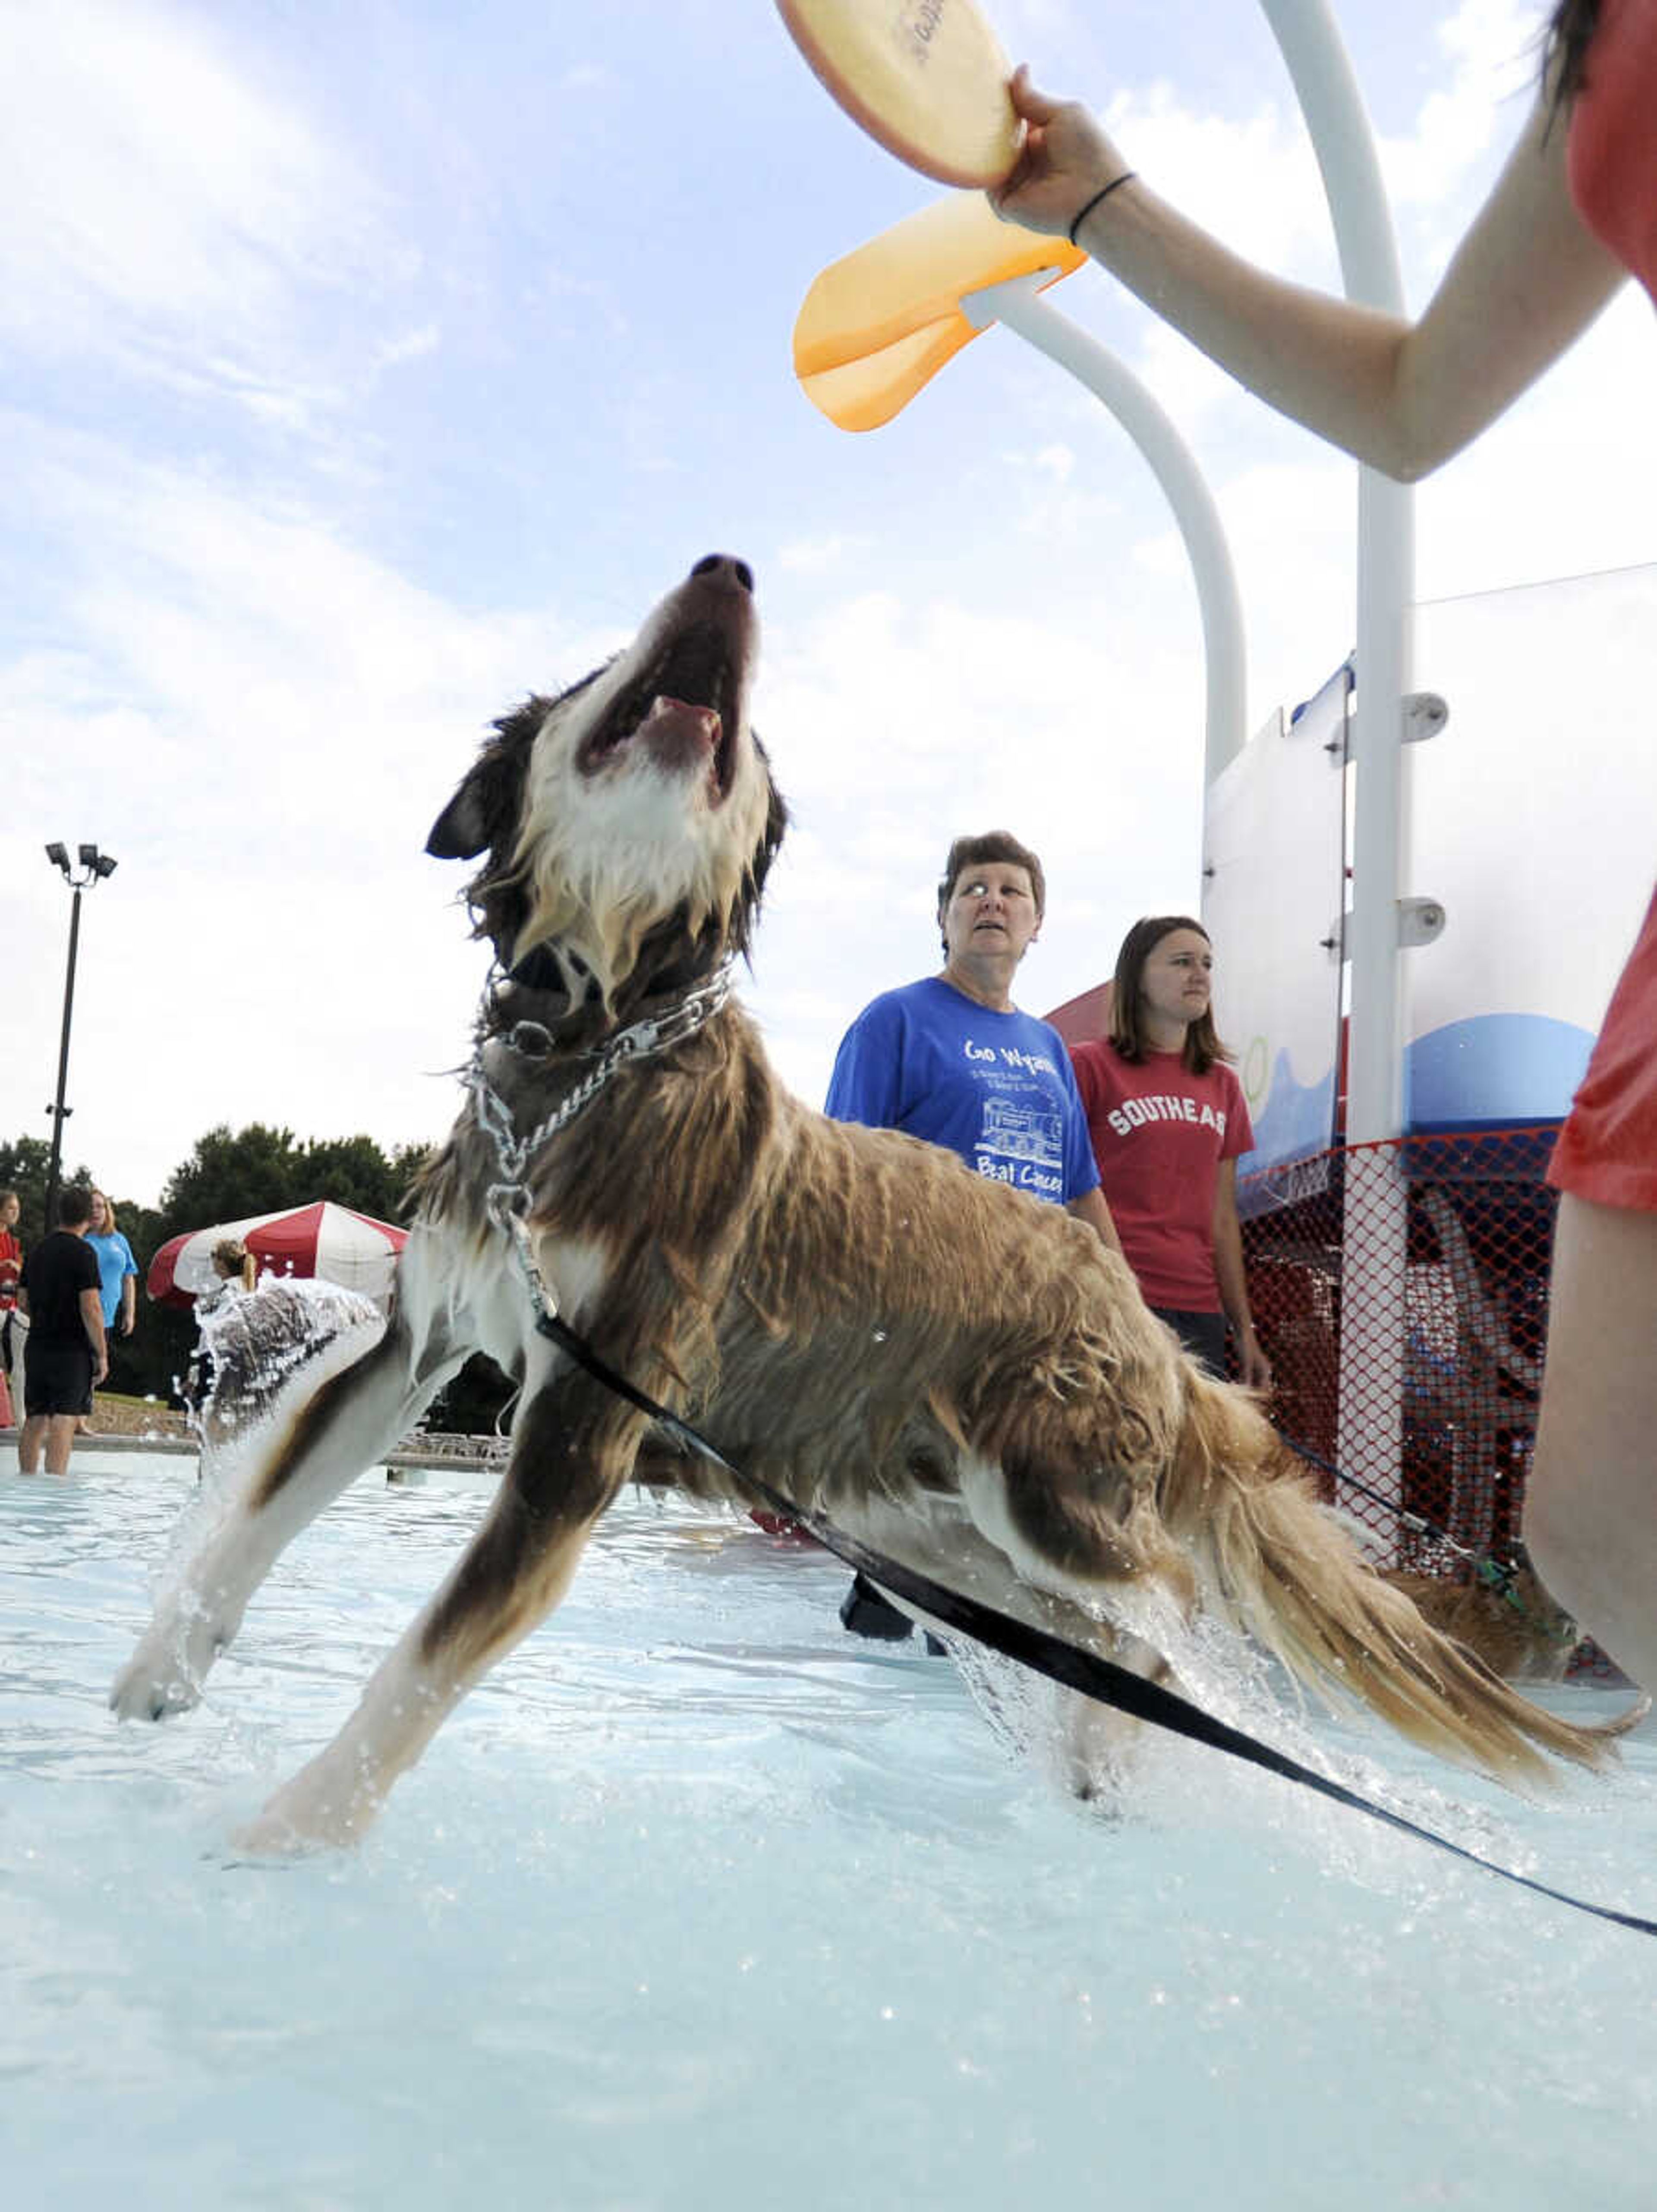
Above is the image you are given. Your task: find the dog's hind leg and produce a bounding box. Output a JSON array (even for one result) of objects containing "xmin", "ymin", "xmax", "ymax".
[
  {"xmin": 111, "ymin": 1304, "xmax": 469, "ymax": 1722},
  {"xmin": 851, "ymin": 1486, "xmax": 1178, "ymax": 1802},
  {"xmin": 232, "ymin": 1356, "xmax": 648, "ymax": 1853}
]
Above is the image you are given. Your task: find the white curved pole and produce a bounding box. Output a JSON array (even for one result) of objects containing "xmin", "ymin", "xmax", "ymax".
[{"xmin": 962, "ymin": 272, "xmax": 1249, "ymax": 784}]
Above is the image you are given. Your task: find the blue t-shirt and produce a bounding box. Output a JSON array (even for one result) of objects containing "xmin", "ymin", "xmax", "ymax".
[
  {"xmin": 85, "ymin": 1229, "xmax": 138, "ymax": 1325},
  {"xmin": 825, "ymin": 977, "xmax": 1100, "ymax": 1207}
]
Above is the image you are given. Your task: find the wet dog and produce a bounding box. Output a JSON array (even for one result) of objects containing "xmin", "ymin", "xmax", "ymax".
[
  {"xmin": 111, "ymin": 555, "xmax": 1637, "ymax": 1849},
  {"xmin": 1384, "ymin": 1550, "xmax": 1581, "ymax": 1683}
]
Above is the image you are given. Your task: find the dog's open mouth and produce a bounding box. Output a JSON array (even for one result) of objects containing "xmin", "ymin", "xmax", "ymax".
[{"xmin": 576, "ymin": 621, "xmax": 740, "ymax": 800}]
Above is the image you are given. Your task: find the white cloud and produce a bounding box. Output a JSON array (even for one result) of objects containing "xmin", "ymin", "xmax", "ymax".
[
  {"xmin": 1031, "ymin": 443, "xmax": 1076, "ymax": 483},
  {"xmin": 375, "ymin": 325, "xmax": 444, "ymax": 373},
  {"xmin": 0, "ymin": 429, "xmax": 631, "ymax": 1203},
  {"xmin": 0, "ymin": 0, "xmax": 399, "ymax": 413},
  {"xmin": 1103, "ymin": 80, "xmax": 1338, "ymax": 286},
  {"xmin": 1382, "ymin": 0, "xmax": 1547, "ymax": 262},
  {"xmin": 747, "ymin": 580, "xmax": 1207, "ymax": 1106},
  {"xmin": 778, "ymin": 533, "xmax": 873, "ymax": 573}
]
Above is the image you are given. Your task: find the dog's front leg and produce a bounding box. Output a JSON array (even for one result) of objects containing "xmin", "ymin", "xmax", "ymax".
[
  {"xmin": 233, "ymin": 1366, "xmax": 642, "ymax": 1853},
  {"xmin": 1052, "ymin": 1637, "xmax": 1178, "ymax": 1807},
  {"xmin": 112, "ymin": 1305, "xmax": 468, "ymax": 1722}
]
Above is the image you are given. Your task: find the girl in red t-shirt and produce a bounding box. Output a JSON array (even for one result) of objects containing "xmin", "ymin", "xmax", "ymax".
[
  {"xmin": 0, "ymin": 1188, "xmax": 21, "ymax": 1429},
  {"xmin": 1070, "ymin": 917, "xmax": 1271, "ymax": 1390}
]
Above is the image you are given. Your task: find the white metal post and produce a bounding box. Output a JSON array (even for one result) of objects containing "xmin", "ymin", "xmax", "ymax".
[{"xmin": 1257, "ymin": 0, "xmax": 1414, "ymax": 1522}]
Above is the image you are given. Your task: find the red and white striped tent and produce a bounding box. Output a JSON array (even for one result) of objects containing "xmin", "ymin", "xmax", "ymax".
[{"xmin": 147, "ymin": 1201, "xmax": 408, "ymax": 1310}]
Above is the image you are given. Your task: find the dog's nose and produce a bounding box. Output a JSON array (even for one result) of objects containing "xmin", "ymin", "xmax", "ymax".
[{"xmin": 690, "ymin": 553, "xmax": 755, "ymax": 595}]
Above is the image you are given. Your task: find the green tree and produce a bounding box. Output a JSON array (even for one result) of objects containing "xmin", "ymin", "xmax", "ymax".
[
  {"xmin": 0, "ymin": 1134, "xmax": 95, "ymax": 1241},
  {"xmin": 156, "ymin": 1124, "xmax": 431, "ymax": 1234},
  {"xmin": 158, "ymin": 1123, "xmax": 315, "ymax": 1229},
  {"xmin": 298, "ymin": 1134, "xmax": 419, "ymax": 1222}
]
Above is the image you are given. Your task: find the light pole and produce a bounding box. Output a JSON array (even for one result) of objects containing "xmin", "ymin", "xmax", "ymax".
[{"xmin": 42, "ymin": 841, "xmax": 118, "ymax": 1235}]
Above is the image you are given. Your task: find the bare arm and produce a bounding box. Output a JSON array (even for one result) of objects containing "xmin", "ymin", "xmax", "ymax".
[
  {"xmin": 1068, "ymin": 1182, "xmax": 1124, "ymax": 1257},
  {"xmin": 120, "ymin": 1275, "xmax": 136, "ymax": 1336},
  {"xmin": 79, "ymin": 1287, "xmax": 109, "ymax": 1384},
  {"xmin": 1210, "ymin": 1161, "xmax": 1271, "ymax": 1392},
  {"xmin": 991, "ymin": 66, "xmax": 1627, "ymax": 482}
]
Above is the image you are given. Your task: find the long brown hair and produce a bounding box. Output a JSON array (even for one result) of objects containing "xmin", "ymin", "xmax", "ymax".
[{"xmin": 1108, "ymin": 915, "xmax": 1233, "ymax": 1075}]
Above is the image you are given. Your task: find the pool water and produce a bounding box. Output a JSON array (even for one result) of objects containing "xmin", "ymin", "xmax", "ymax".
[{"xmin": 3, "ymin": 1450, "xmax": 1654, "ymax": 2211}]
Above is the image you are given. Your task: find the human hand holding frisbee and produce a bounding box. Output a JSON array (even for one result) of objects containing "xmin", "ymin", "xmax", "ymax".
[{"xmin": 777, "ymin": 0, "xmax": 1022, "ymax": 189}]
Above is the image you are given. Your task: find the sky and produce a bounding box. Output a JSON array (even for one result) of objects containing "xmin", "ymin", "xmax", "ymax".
[{"xmin": 3, "ymin": 0, "xmax": 1653, "ymax": 1213}]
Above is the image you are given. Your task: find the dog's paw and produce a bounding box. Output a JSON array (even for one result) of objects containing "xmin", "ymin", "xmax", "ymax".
[
  {"xmin": 227, "ymin": 1809, "xmax": 331, "ymax": 1859},
  {"xmin": 109, "ymin": 1611, "xmax": 222, "ymax": 1720},
  {"xmin": 109, "ymin": 1650, "xmax": 203, "ymax": 1721},
  {"xmin": 110, "ymin": 1589, "xmax": 242, "ymax": 1720},
  {"xmin": 233, "ymin": 1770, "xmax": 382, "ymax": 1856}
]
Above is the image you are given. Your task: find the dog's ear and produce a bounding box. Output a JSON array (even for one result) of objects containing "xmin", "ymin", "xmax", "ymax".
[
  {"xmin": 425, "ymin": 773, "xmax": 493, "ymax": 860},
  {"xmin": 754, "ymin": 748, "xmax": 789, "ymax": 892},
  {"xmin": 732, "ymin": 740, "xmax": 789, "ymax": 954},
  {"xmin": 426, "ymin": 697, "xmax": 550, "ymax": 860}
]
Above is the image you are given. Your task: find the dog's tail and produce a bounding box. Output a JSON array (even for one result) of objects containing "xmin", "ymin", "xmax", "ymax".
[{"xmin": 1165, "ymin": 1374, "xmax": 1644, "ymax": 1785}]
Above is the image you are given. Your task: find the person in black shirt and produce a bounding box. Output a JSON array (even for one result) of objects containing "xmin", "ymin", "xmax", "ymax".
[{"xmin": 19, "ymin": 1185, "xmax": 107, "ymax": 1477}]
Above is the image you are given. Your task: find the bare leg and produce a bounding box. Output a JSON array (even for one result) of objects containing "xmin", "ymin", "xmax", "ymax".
[
  {"xmin": 1524, "ymin": 1195, "xmax": 1657, "ymax": 1693},
  {"xmin": 39, "ymin": 1415, "xmax": 79, "ymax": 1475},
  {"xmin": 19, "ymin": 1414, "xmax": 47, "ymax": 1473}
]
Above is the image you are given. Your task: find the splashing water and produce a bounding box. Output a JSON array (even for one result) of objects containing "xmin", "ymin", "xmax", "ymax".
[
  {"xmin": 187, "ymin": 1273, "xmax": 385, "ymax": 1448},
  {"xmin": 157, "ymin": 1276, "xmax": 387, "ymax": 1610}
]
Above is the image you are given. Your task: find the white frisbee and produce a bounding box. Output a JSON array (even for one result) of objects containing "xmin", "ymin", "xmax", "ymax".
[{"xmin": 777, "ymin": 0, "xmax": 1022, "ymax": 189}]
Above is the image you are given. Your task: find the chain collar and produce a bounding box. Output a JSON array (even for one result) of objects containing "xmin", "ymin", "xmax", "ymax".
[{"xmin": 467, "ymin": 961, "xmax": 734, "ymax": 1194}]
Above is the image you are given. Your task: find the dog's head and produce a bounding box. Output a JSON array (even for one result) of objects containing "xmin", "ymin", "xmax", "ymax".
[
  {"xmin": 427, "ymin": 554, "xmax": 786, "ymax": 1019},
  {"xmin": 1485, "ymin": 1541, "xmax": 1580, "ymax": 1671}
]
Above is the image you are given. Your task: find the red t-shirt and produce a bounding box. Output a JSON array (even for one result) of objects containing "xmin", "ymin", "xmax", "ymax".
[
  {"xmin": 1567, "ymin": 0, "xmax": 1657, "ymax": 301},
  {"xmin": 0, "ymin": 1229, "xmax": 19, "ymax": 1311},
  {"xmin": 1070, "ymin": 1042, "xmax": 1253, "ymax": 1311},
  {"xmin": 1548, "ymin": 886, "xmax": 1657, "ymax": 1211}
]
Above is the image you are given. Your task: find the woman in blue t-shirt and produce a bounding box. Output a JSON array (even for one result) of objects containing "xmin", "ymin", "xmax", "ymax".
[
  {"xmin": 86, "ymin": 1189, "xmax": 139, "ymax": 1340},
  {"xmin": 825, "ymin": 830, "xmax": 1118, "ymax": 1243},
  {"xmin": 822, "ymin": 829, "xmax": 1123, "ymax": 1640}
]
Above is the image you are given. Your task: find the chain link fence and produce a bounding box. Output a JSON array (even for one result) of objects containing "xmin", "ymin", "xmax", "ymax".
[{"xmin": 1240, "ymin": 1128, "xmax": 1559, "ymax": 1583}]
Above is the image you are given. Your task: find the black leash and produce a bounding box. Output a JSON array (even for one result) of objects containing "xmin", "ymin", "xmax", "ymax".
[{"xmin": 534, "ymin": 1305, "xmax": 1657, "ymax": 1941}]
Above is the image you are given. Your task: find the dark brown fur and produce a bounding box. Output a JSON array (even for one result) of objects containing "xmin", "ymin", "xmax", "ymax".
[{"xmin": 1383, "ymin": 1563, "xmax": 1581, "ymax": 1684}]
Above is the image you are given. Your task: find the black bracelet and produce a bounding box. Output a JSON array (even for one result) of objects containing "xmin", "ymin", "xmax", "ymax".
[{"xmin": 1067, "ymin": 171, "xmax": 1137, "ymax": 246}]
